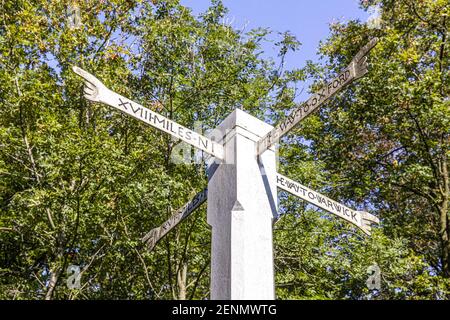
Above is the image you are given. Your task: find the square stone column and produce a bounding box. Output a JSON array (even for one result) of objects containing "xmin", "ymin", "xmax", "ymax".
[{"xmin": 207, "ymin": 108, "xmax": 277, "ymax": 300}]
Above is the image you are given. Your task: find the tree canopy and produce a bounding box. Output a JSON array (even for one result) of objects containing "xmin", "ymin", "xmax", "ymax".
[{"xmin": 0, "ymin": 0, "xmax": 449, "ymax": 299}]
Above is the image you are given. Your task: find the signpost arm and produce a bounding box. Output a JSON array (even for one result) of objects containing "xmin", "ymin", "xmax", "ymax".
[
  {"xmin": 207, "ymin": 109, "xmax": 277, "ymax": 300},
  {"xmin": 72, "ymin": 66, "xmax": 224, "ymax": 160},
  {"xmin": 257, "ymin": 38, "xmax": 378, "ymax": 155},
  {"xmin": 142, "ymin": 188, "xmax": 207, "ymax": 251},
  {"xmin": 276, "ymin": 173, "xmax": 379, "ymax": 235}
]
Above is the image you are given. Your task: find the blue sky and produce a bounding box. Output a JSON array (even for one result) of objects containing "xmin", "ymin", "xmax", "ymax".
[{"xmin": 180, "ymin": 0, "xmax": 371, "ymax": 71}]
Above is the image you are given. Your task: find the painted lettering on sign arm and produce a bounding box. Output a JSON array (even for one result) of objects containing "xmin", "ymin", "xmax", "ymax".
[
  {"xmin": 142, "ymin": 188, "xmax": 208, "ymax": 251},
  {"xmin": 276, "ymin": 173, "xmax": 379, "ymax": 235},
  {"xmin": 257, "ymin": 38, "xmax": 378, "ymax": 155}
]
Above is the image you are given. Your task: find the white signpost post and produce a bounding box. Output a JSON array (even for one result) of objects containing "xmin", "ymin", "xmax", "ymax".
[
  {"xmin": 72, "ymin": 67, "xmax": 224, "ymax": 160},
  {"xmin": 73, "ymin": 38, "xmax": 379, "ymax": 300}
]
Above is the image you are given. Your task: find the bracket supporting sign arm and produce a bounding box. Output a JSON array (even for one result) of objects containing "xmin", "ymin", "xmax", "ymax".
[
  {"xmin": 276, "ymin": 173, "xmax": 379, "ymax": 235},
  {"xmin": 257, "ymin": 38, "xmax": 379, "ymax": 156},
  {"xmin": 72, "ymin": 66, "xmax": 224, "ymax": 160},
  {"xmin": 142, "ymin": 188, "xmax": 208, "ymax": 251}
]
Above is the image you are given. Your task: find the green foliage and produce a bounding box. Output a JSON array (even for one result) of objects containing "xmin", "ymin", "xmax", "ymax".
[
  {"xmin": 1, "ymin": 0, "xmax": 448, "ymax": 300},
  {"xmin": 0, "ymin": 0, "xmax": 301, "ymax": 299},
  {"xmin": 275, "ymin": 0, "xmax": 449, "ymax": 299}
]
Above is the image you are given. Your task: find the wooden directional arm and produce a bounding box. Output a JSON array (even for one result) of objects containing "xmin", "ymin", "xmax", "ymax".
[
  {"xmin": 142, "ymin": 188, "xmax": 208, "ymax": 251},
  {"xmin": 276, "ymin": 173, "xmax": 380, "ymax": 235},
  {"xmin": 72, "ymin": 66, "xmax": 112, "ymax": 104},
  {"xmin": 72, "ymin": 66, "xmax": 224, "ymax": 160},
  {"xmin": 359, "ymin": 211, "xmax": 381, "ymax": 236},
  {"xmin": 257, "ymin": 38, "xmax": 379, "ymax": 155}
]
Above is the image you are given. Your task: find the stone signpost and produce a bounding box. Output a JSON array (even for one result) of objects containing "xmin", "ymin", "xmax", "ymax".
[{"xmin": 73, "ymin": 38, "xmax": 379, "ymax": 300}]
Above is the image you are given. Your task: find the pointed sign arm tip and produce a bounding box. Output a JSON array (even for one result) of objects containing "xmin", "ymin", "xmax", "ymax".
[
  {"xmin": 72, "ymin": 66, "xmax": 224, "ymax": 159},
  {"xmin": 72, "ymin": 66, "xmax": 98, "ymax": 84},
  {"xmin": 358, "ymin": 211, "xmax": 380, "ymax": 236},
  {"xmin": 354, "ymin": 37, "xmax": 379, "ymax": 63},
  {"xmin": 72, "ymin": 66, "xmax": 108, "ymax": 103},
  {"xmin": 276, "ymin": 173, "xmax": 380, "ymax": 237}
]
